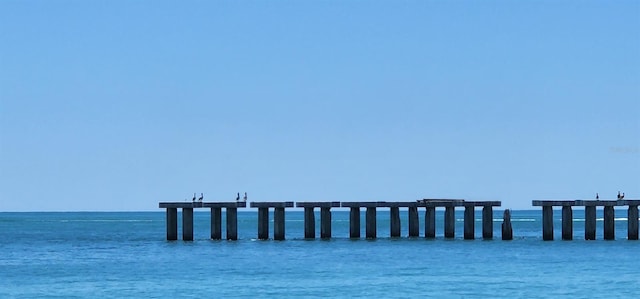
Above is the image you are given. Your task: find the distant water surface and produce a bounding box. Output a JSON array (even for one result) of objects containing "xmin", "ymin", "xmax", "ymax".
[{"xmin": 1, "ymin": 210, "xmax": 639, "ymax": 298}]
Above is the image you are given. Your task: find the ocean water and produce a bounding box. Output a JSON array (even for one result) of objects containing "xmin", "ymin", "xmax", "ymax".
[{"xmin": 1, "ymin": 209, "xmax": 639, "ymax": 298}]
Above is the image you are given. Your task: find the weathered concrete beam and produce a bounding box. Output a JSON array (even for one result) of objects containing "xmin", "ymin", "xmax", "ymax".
[
  {"xmin": 425, "ymin": 207, "xmax": 436, "ymax": 238},
  {"xmin": 251, "ymin": 202, "xmax": 294, "ymax": 208},
  {"xmin": 542, "ymin": 206, "xmax": 553, "ymax": 241},
  {"xmin": 366, "ymin": 207, "xmax": 377, "ymax": 239},
  {"xmin": 203, "ymin": 202, "xmax": 247, "ymax": 208},
  {"xmin": 274, "ymin": 207, "xmax": 285, "ymax": 240},
  {"xmin": 585, "ymin": 206, "xmax": 596, "ymax": 240},
  {"xmin": 160, "ymin": 201, "xmax": 247, "ymax": 208},
  {"xmin": 341, "ymin": 201, "xmax": 386, "ymax": 208},
  {"xmin": 482, "ymin": 206, "xmax": 493, "ymax": 239},
  {"xmin": 166, "ymin": 208, "xmax": 177, "ymax": 241},
  {"xmin": 444, "ymin": 206, "xmax": 455, "ymax": 238},
  {"xmin": 604, "ymin": 206, "xmax": 615, "ymax": 240},
  {"xmin": 382, "ymin": 202, "xmax": 418, "ymax": 208},
  {"xmin": 390, "ymin": 207, "xmax": 401, "ymax": 237},
  {"xmin": 296, "ymin": 202, "xmax": 341, "ymax": 208},
  {"xmin": 211, "ymin": 207, "xmax": 222, "ymax": 240},
  {"xmin": 182, "ymin": 208, "xmax": 194, "ymax": 241},
  {"xmin": 464, "ymin": 206, "xmax": 474, "ymax": 240},
  {"xmin": 502, "ymin": 209, "xmax": 513, "ymax": 240},
  {"xmin": 320, "ymin": 207, "xmax": 332, "ymax": 239},
  {"xmin": 532, "ymin": 200, "xmax": 576, "ymax": 207},
  {"xmin": 304, "ymin": 207, "xmax": 315, "ymax": 239},
  {"xmin": 628, "ymin": 205, "xmax": 639, "ymax": 240},
  {"xmin": 562, "ymin": 206, "xmax": 573, "ymax": 240},
  {"xmin": 408, "ymin": 207, "xmax": 419, "ymax": 237},
  {"xmin": 258, "ymin": 207, "xmax": 269, "ymax": 240},
  {"xmin": 350, "ymin": 207, "xmax": 360, "ymax": 238}
]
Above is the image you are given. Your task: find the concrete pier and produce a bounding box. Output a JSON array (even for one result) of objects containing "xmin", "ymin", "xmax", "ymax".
[
  {"xmin": 464, "ymin": 205, "xmax": 474, "ymax": 240},
  {"xmin": 226, "ymin": 207, "xmax": 238, "ymax": 240},
  {"xmin": 604, "ymin": 206, "xmax": 615, "ymax": 240},
  {"xmin": 211, "ymin": 207, "xmax": 222, "ymax": 239},
  {"xmin": 408, "ymin": 207, "xmax": 419, "ymax": 237},
  {"xmin": 562, "ymin": 205, "xmax": 573, "ymax": 240},
  {"xmin": 182, "ymin": 208, "xmax": 193, "ymax": 241},
  {"xmin": 502, "ymin": 209, "xmax": 512, "ymax": 240},
  {"xmin": 585, "ymin": 206, "xmax": 596, "ymax": 240},
  {"xmin": 251, "ymin": 202, "xmax": 294, "ymax": 240},
  {"xmin": 366, "ymin": 207, "xmax": 377, "ymax": 239},
  {"xmin": 166, "ymin": 208, "xmax": 177, "ymax": 240},
  {"xmin": 349, "ymin": 207, "xmax": 360, "ymax": 238},
  {"xmin": 628, "ymin": 205, "xmax": 638, "ymax": 240},
  {"xmin": 444, "ymin": 206, "xmax": 455, "ymax": 238},
  {"xmin": 296, "ymin": 202, "xmax": 340, "ymax": 239},
  {"xmin": 425, "ymin": 207, "xmax": 436, "ymax": 238},
  {"xmin": 542, "ymin": 206, "xmax": 553, "ymax": 241},
  {"xmin": 482, "ymin": 206, "xmax": 493, "ymax": 239},
  {"xmin": 390, "ymin": 207, "xmax": 401, "ymax": 238}
]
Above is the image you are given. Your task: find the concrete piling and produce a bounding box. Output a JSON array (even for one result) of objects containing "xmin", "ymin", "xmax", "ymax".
[
  {"xmin": 320, "ymin": 207, "xmax": 332, "ymax": 239},
  {"xmin": 464, "ymin": 205, "xmax": 474, "ymax": 240},
  {"xmin": 585, "ymin": 206, "xmax": 596, "ymax": 240},
  {"xmin": 390, "ymin": 207, "xmax": 401, "ymax": 238},
  {"xmin": 258, "ymin": 207, "xmax": 269, "ymax": 240},
  {"xmin": 211, "ymin": 207, "xmax": 222, "ymax": 240},
  {"xmin": 182, "ymin": 208, "xmax": 194, "ymax": 241},
  {"xmin": 226, "ymin": 207, "xmax": 238, "ymax": 240},
  {"xmin": 482, "ymin": 206, "xmax": 493, "ymax": 239},
  {"xmin": 166, "ymin": 208, "xmax": 177, "ymax": 241},
  {"xmin": 304, "ymin": 207, "xmax": 315, "ymax": 239},
  {"xmin": 628, "ymin": 205, "xmax": 638, "ymax": 240},
  {"xmin": 502, "ymin": 209, "xmax": 512, "ymax": 240},
  {"xmin": 274, "ymin": 207, "xmax": 285, "ymax": 240},
  {"xmin": 561, "ymin": 205, "xmax": 573, "ymax": 240},
  {"xmin": 425, "ymin": 207, "xmax": 436, "ymax": 238},
  {"xmin": 604, "ymin": 206, "xmax": 615, "ymax": 240},
  {"xmin": 444, "ymin": 206, "xmax": 455, "ymax": 238},
  {"xmin": 366, "ymin": 207, "xmax": 377, "ymax": 239},
  {"xmin": 408, "ymin": 207, "xmax": 419, "ymax": 237},
  {"xmin": 350, "ymin": 207, "xmax": 360, "ymax": 238},
  {"xmin": 542, "ymin": 206, "xmax": 553, "ymax": 241}
]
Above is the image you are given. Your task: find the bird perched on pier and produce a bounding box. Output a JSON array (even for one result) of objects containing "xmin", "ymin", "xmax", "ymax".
[
  {"xmin": 617, "ymin": 191, "xmax": 622, "ymax": 200},
  {"xmin": 198, "ymin": 193, "xmax": 203, "ymax": 202},
  {"xmin": 243, "ymin": 192, "xmax": 247, "ymax": 202},
  {"xmin": 596, "ymin": 193, "xmax": 599, "ymax": 200},
  {"xmin": 192, "ymin": 193, "xmax": 196, "ymax": 202},
  {"xmin": 236, "ymin": 192, "xmax": 240, "ymax": 201},
  {"xmin": 621, "ymin": 193, "xmax": 625, "ymax": 200}
]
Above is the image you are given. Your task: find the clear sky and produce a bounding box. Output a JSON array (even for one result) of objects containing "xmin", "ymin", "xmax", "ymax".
[{"xmin": 1, "ymin": 0, "xmax": 638, "ymax": 211}]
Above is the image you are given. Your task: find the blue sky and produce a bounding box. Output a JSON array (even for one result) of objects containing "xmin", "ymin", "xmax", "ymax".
[{"xmin": 1, "ymin": 0, "xmax": 638, "ymax": 211}]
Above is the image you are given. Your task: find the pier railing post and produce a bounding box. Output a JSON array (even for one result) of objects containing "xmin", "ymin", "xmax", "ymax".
[
  {"xmin": 366, "ymin": 207, "xmax": 377, "ymax": 239},
  {"xmin": 258, "ymin": 207, "xmax": 269, "ymax": 240},
  {"xmin": 320, "ymin": 207, "xmax": 332, "ymax": 239},
  {"xmin": 182, "ymin": 208, "xmax": 194, "ymax": 241},
  {"xmin": 408, "ymin": 206, "xmax": 419, "ymax": 237},
  {"xmin": 629, "ymin": 205, "xmax": 639, "ymax": 240},
  {"xmin": 542, "ymin": 206, "xmax": 553, "ymax": 241},
  {"xmin": 482, "ymin": 205, "xmax": 493, "ymax": 239},
  {"xmin": 561, "ymin": 205, "xmax": 573, "ymax": 240},
  {"xmin": 585, "ymin": 206, "xmax": 596, "ymax": 240},
  {"xmin": 464, "ymin": 205, "xmax": 474, "ymax": 240},
  {"xmin": 274, "ymin": 207, "xmax": 285, "ymax": 240},
  {"xmin": 502, "ymin": 209, "xmax": 513, "ymax": 240},
  {"xmin": 425, "ymin": 207, "xmax": 436, "ymax": 238},
  {"xmin": 226, "ymin": 207, "xmax": 238, "ymax": 240},
  {"xmin": 211, "ymin": 207, "xmax": 222, "ymax": 240},
  {"xmin": 604, "ymin": 206, "xmax": 615, "ymax": 240},
  {"xmin": 350, "ymin": 207, "xmax": 360, "ymax": 238},
  {"xmin": 166, "ymin": 208, "xmax": 178, "ymax": 241},
  {"xmin": 304, "ymin": 207, "xmax": 315, "ymax": 239},
  {"xmin": 444, "ymin": 206, "xmax": 455, "ymax": 238},
  {"xmin": 390, "ymin": 207, "xmax": 401, "ymax": 237}
]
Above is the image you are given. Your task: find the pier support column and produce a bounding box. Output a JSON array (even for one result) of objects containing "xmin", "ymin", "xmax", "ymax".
[
  {"xmin": 258, "ymin": 207, "xmax": 269, "ymax": 240},
  {"xmin": 166, "ymin": 208, "xmax": 177, "ymax": 240},
  {"xmin": 502, "ymin": 209, "xmax": 513, "ymax": 240},
  {"xmin": 628, "ymin": 205, "xmax": 638, "ymax": 240},
  {"xmin": 366, "ymin": 207, "xmax": 377, "ymax": 239},
  {"xmin": 425, "ymin": 207, "xmax": 436, "ymax": 238},
  {"xmin": 321, "ymin": 207, "xmax": 332, "ymax": 239},
  {"xmin": 562, "ymin": 206, "xmax": 573, "ymax": 240},
  {"xmin": 482, "ymin": 206, "xmax": 493, "ymax": 239},
  {"xmin": 274, "ymin": 207, "xmax": 285, "ymax": 240},
  {"xmin": 408, "ymin": 207, "xmax": 419, "ymax": 237},
  {"xmin": 211, "ymin": 207, "xmax": 222, "ymax": 240},
  {"xmin": 585, "ymin": 206, "xmax": 596, "ymax": 240},
  {"xmin": 542, "ymin": 206, "xmax": 553, "ymax": 241},
  {"xmin": 444, "ymin": 206, "xmax": 455, "ymax": 238},
  {"xmin": 350, "ymin": 207, "xmax": 360, "ymax": 238},
  {"xmin": 304, "ymin": 207, "xmax": 315, "ymax": 239},
  {"xmin": 464, "ymin": 206, "xmax": 475, "ymax": 240},
  {"xmin": 182, "ymin": 208, "xmax": 194, "ymax": 241},
  {"xmin": 390, "ymin": 207, "xmax": 401, "ymax": 237},
  {"xmin": 226, "ymin": 207, "xmax": 238, "ymax": 240},
  {"xmin": 604, "ymin": 206, "xmax": 615, "ymax": 240}
]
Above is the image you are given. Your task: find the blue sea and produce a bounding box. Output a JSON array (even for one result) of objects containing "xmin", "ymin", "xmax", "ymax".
[{"xmin": 1, "ymin": 209, "xmax": 639, "ymax": 298}]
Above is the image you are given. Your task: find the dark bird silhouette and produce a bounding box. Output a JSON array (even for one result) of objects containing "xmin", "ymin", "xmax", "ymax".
[
  {"xmin": 621, "ymin": 193, "xmax": 625, "ymax": 200},
  {"xmin": 236, "ymin": 192, "xmax": 240, "ymax": 201},
  {"xmin": 617, "ymin": 191, "xmax": 621, "ymax": 200},
  {"xmin": 192, "ymin": 193, "xmax": 196, "ymax": 202},
  {"xmin": 198, "ymin": 193, "xmax": 203, "ymax": 201},
  {"xmin": 243, "ymin": 192, "xmax": 247, "ymax": 202},
  {"xmin": 596, "ymin": 193, "xmax": 599, "ymax": 200}
]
